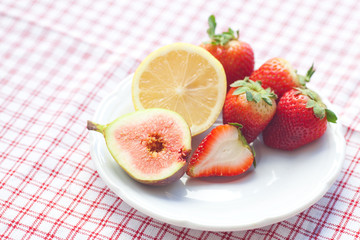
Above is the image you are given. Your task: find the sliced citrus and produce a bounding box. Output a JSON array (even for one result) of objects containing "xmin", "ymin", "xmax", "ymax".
[{"xmin": 131, "ymin": 42, "xmax": 226, "ymax": 136}]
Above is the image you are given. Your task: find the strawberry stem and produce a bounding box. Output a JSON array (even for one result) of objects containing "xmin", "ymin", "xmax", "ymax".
[
  {"xmin": 206, "ymin": 15, "xmax": 238, "ymax": 46},
  {"xmin": 207, "ymin": 15, "xmax": 216, "ymax": 39},
  {"xmin": 298, "ymin": 64, "xmax": 315, "ymax": 86}
]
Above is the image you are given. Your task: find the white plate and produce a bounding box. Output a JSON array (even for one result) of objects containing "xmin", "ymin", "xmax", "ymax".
[{"xmin": 88, "ymin": 74, "xmax": 345, "ymax": 231}]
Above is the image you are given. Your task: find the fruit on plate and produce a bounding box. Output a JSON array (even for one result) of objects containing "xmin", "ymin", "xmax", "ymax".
[
  {"xmin": 87, "ymin": 108, "xmax": 192, "ymax": 185},
  {"xmin": 200, "ymin": 15, "xmax": 254, "ymax": 90},
  {"xmin": 262, "ymin": 88, "xmax": 337, "ymax": 150},
  {"xmin": 223, "ymin": 78, "xmax": 277, "ymax": 143},
  {"xmin": 250, "ymin": 58, "xmax": 315, "ymax": 98},
  {"xmin": 132, "ymin": 42, "xmax": 226, "ymax": 136},
  {"xmin": 186, "ymin": 124, "xmax": 255, "ymax": 178}
]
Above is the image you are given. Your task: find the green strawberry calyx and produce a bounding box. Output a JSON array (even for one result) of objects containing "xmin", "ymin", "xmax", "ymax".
[
  {"xmin": 228, "ymin": 122, "xmax": 243, "ymax": 129},
  {"xmin": 297, "ymin": 64, "xmax": 316, "ymax": 86},
  {"xmin": 206, "ymin": 15, "xmax": 239, "ymax": 46},
  {"xmin": 295, "ymin": 88, "xmax": 337, "ymax": 123},
  {"xmin": 230, "ymin": 77, "xmax": 277, "ymax": 106}
]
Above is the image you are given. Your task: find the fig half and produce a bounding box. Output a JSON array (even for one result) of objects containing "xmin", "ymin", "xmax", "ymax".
[{"xmin": 87, "ymin": 108, "xmax": 192, "ymax": 185}]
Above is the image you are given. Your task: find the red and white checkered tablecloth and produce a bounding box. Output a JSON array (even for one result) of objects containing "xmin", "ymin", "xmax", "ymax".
[{"xmin": 1, "ymin": 0, "xmax": 360, "ymax": 239}]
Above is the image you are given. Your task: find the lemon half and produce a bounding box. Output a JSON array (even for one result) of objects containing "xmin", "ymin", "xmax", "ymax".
[{"xmin": 132, "ymin": 42, "xmax": 226, "ymax": 136}]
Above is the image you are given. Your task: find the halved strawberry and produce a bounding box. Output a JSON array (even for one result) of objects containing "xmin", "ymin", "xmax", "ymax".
[{"xmin": 186, "ymin": 124, "xmax": 255, "ymax": 178}]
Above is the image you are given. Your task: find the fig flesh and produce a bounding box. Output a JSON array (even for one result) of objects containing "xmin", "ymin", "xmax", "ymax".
[{"xmin": 87, "ymin": 108, "xmax": 192, "ymax": 185}]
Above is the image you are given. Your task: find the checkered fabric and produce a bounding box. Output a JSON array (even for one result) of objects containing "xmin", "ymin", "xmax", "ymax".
[{"xmin": 1, "ymin": 0, "xmax": 360, "ymax": 239}]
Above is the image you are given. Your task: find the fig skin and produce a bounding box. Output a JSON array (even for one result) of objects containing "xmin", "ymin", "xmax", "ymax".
[{"xmin": 87, "ymin": 108, "xmax": 192, "ymax": 186}]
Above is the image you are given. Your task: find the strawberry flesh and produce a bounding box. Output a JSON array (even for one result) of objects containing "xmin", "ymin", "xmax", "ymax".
[{"xmin": 186, "ymin": 124, "xmax": 254, "ymax": 177}]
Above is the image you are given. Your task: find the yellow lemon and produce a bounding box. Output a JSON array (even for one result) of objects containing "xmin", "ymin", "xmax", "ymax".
[{"xmin": 132, "ymin": 43, "xmax": 226, "ymax": 136}]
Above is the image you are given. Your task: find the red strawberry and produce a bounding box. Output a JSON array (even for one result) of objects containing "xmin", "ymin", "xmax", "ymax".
[
  {"xmin": 250, "ymin": 58, "xmax": 314, "ymax": 98},
  {"xmin": 200, "ymin": 15, "xmax": 254, "ymax": 90},
  {"xmin": 223, "ymin": 78, "xmax": 277, "ymax": 143},
  {"xmin": 186, "ymin": 124, "xmax": 255, "ymax": 178},
  {"xmin": 262, "ymin": 88, "xmax": 337, "ymax": 150}
]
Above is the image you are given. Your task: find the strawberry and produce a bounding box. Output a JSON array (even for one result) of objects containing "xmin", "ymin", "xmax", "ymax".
[
  {"xmin": 222, "ymin": 78, "xmax": 277, "ymax": 143},
  {"xmin": 186, "ymin": 124, "xmax": 255, "ymax": 178},
  {"xmin": 250, "ymin": 58, "xmax": 315, "ymax": 98},
  {"xmin": 262, "ymin": 88, "xmax": 337, "ymax": 150},
  {"xmin": 200, "ymin": 15, "xmax": 254, "ymax": 90}
]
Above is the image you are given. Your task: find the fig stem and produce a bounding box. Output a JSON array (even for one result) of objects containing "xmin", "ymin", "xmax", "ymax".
[{"xmin": 87, "ymin": 120, "xmax": 105, "ymax": 134}]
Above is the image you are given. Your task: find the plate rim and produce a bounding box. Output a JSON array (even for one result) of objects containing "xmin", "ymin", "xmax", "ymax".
[{"xmin": 88, "ymin": 74, "xmax": 345, "ymax": 231}]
